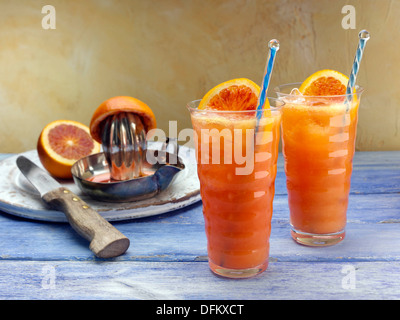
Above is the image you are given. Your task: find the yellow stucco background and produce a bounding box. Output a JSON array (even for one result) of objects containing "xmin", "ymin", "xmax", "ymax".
[{"xmin": 0, "ymin": 0, "xmax": 398, "ymax": 153}]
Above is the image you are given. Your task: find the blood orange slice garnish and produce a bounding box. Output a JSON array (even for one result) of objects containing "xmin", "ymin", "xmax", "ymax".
[
  {"xmin": 90, "ymin": 96, "xmax": 157, "ymax": 144},
  {"xmin": 198, "ymin": 78, "xmax": 262, "ymax": 111},
  {"xmin": 37, "ymin": 120, "xmax": 101, "ymax": 179},
  {"xmin": 299, "ymin": 69, "xmax": 349, "ymax": 96}
]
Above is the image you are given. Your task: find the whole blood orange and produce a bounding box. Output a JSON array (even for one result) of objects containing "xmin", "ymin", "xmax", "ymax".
[
  {"xmin": 37, "ymin": 120, "xmax": 101, "ymax": 179},
  {"xmin": 199, "ymin": 78, "xmax": 261, "ymax": 111},
  {"xmin": 299, "ymin": 69, "xmax": 349, "ymax": 96},
  {"xmin": 90, "ymin": 96, "xmax": 157, "ymax": 144}
]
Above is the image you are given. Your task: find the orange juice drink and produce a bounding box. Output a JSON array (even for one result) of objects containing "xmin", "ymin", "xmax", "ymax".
[
  {"xmin": 276, "ymin": 80, "xmax": 363, "ymax": 246},
  {"xmin": 188, "ymin": 98, "xmax": 282, "ymax": 278}
]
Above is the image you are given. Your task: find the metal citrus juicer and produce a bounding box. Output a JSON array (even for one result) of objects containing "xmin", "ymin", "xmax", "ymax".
[
  {"xmin": 71, "ymin": 112, "xmax": 185, "ymax": 202},
  {"xmin": 101, "ymin": 112, "xmax": 147, "ymax": 181}
]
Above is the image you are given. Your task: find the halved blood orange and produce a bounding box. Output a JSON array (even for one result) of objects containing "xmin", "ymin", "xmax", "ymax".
[
  {"xmin": 90, "ymin": 96, "xmax": 157, "ymax": 144},
  {"xmin": 37, "ymin": 120, "xmax": 101, "ymax": 179},
  {"xmin": 198, "ymin": 78, "xmax": 261, "ymax": 111},
  {"xmin": 299, "ymin": 69, "xmax": 349, "ymax": 96}
]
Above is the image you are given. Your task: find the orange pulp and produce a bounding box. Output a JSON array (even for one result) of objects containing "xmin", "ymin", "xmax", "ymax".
[
  {"xmin": 281, "ymin": 98, "xmax": 359, "ymax": 234},
  {"xmin": 190, "ymin": 109, "xmax": 281, "ymax": 270}
]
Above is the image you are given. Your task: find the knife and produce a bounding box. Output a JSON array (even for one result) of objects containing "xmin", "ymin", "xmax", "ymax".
[{"xmin": 16, "ymin": 156, "xmax": 130, "ymax": 258}]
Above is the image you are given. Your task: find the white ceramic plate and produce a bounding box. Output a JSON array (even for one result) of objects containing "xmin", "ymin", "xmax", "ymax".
[{"xmin": 0, "ymin": 144, "xmax": 201, "ymax": 222}]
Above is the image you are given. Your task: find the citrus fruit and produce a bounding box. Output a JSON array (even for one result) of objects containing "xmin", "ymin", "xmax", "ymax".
[
  {"xmin": 198, "ymin": 78, "xmax": 262, "ymax": 111},
  {"xmin": 299, "ymin": 69, "xmax": 349, "ymax": 96},
  {"xmin": 37, "ymin": 120, "xmax": 101, "ymax": 179},
  {"xmin": 90, "ymin": 96, "xmax": 157, "ymax": 143}
]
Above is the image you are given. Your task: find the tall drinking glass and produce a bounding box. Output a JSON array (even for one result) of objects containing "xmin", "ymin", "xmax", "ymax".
[
  {"xmin": 187, "ymin": 98, "xmax": 282, "ymax": 278},
  {"xmin": 275, "ymin": 83, "xmax": 364, "ymax": 246}
]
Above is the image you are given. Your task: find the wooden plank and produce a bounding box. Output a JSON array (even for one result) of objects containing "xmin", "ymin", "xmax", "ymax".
[
  {"xmin": 276, "ymin": 151, "xmax": 400, "ymax": 170},
  {"xmin": 0, "ymin": 193, "xmax": 399, "ymax": 262},
  {"xmin": 272, "ymin": 193, "xmax": 400, "ymax": 223},
  {"xmin": 275, "ymin": 164, "xmax": 400, "ymax": 196},
  {"xmin": 1, "ymin": 153, "xmax": 399, "ymax": 195},
  {"xmin": 2, "ymin": 151, "xmax": 399, "ymax": 165},
  {"xmin": 0, "ymin": 152, "xmax": 398, "ymax": 300},
  {"xmin": 270, "ymin": 223, "xmax": 400, "ymax": 262},
  {"xmin": 353, "ymin": 151, "xmax": 400, "ymax": 166},
  {"xmin": 0, "ymin": 260, "xmax": 398, "ymax": 300}
]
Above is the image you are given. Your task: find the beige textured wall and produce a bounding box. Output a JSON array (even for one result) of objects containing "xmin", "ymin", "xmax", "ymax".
[{"xmin": 0, "ymin": 0, "xmax": 398, "ymax": 153}]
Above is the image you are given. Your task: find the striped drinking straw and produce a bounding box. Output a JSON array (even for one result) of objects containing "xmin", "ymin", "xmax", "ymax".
[
  {"xmin": 256, "ymin": 39, "xmax": 280, "ymax": 123},
  {"xmin": 345, "ymin": 30, "xmax": 370, "ymax": 111}
]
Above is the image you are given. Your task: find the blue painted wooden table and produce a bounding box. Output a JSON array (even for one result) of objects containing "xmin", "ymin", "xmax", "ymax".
[{"xmin": 0, "ymin": 151, "xmax": 399, "ymax": 300}]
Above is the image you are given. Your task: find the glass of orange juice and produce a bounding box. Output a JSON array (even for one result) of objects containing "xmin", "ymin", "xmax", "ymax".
[
  {"xmin": 275, "ymin": 71, "xmax": 364, "ymax": 246},
  {"xmin": 187, "ymin": 91, "xmax": 282, "ymax": 278}
]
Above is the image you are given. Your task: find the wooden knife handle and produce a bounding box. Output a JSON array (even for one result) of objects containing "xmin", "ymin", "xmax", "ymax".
[{"xmin": 42, "ymin": 187, "xmax": 130, "ymax": 258}]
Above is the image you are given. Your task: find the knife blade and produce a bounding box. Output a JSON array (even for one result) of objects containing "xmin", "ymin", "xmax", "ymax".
[
  {"xmin": 17, "ymin": 156, "xmax": 63, "ymax": 196},
  {"xmin": 16, "ymin": 156, "xmax": 130, "ymax": 258}
]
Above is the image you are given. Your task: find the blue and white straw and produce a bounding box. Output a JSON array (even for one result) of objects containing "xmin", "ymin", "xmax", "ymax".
[
  {"xmin": 345, "ymin": 30, "xmax": 370, "ymax": 111},
  {"xmin": 256, "ymin": 39, "xmax": 280, "ymax": 122}
]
